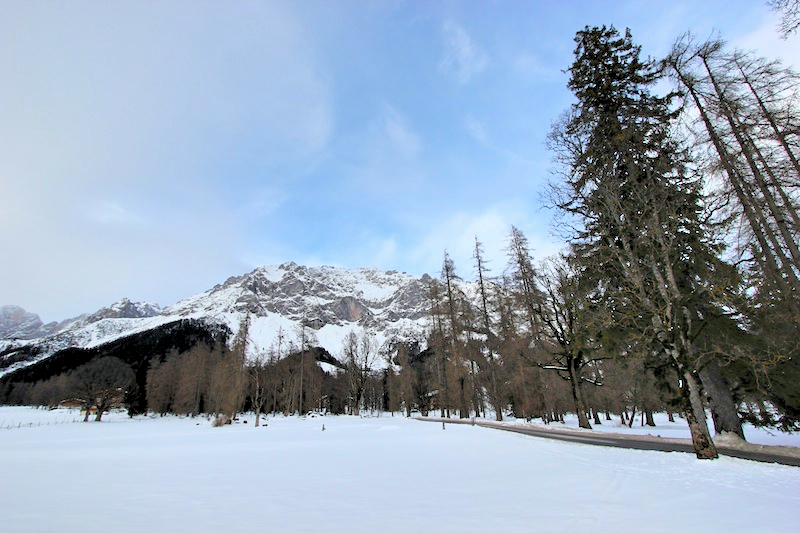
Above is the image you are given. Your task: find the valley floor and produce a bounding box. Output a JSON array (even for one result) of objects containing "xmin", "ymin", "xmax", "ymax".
[{"xmin": 0, "ymin": 407, "xmax": 798, "ymax": 532}]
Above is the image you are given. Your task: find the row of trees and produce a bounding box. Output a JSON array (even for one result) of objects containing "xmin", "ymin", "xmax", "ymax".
[
  {"xmin": 407, "ymin": 26, "xmax": 797, "ymax": 460},
  {"xmin": 144, "ymin": 319, "xmax": 388, "ymax": 422},
  {"xmin": 15, "ymin": 317, "xmax": 389, "ymax": 423},
  {"xmin": 373, "ymin": 25, "xmax": 796, "ymax": 462}
]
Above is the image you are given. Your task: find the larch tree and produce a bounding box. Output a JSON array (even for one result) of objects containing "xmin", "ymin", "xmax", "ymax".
[
  {"xmin": 146, "ymin": 353, "xmax": 179, "ymax": 416},
  {"xmin": 294, "ymin": 317, "xmax": 317, "ymax": 415},
  {"xmin": 208, "ymin": 316, "xmax": 249, "ymax": 420},
  {"xmin": 427, "ymin": 270, "xmax": 451, "ymax": 417},
  {"xmin": 664, "ymin": 34, "xmax": 800, "ymax": 429},
  {"xmin": 441, "ymin": 251, "xmax": 474, "ymax": 418},
  {"xmin": 473, "ymin": 236, "xmax": 504, "ymax": 421},
  {"xmin": 249, "ymin": 349, "xmax": 267, "ymax": 427},
  {"xmin": 664, "ymin": 35, "xmax": 800, "ymax": 315},
  {"xmin": 769, "ymin": 0, "xmax": 800, "ymax": 38},
  {"xmin": 505, "ymin": 227, "xmax": 551, "ymax": 421}
]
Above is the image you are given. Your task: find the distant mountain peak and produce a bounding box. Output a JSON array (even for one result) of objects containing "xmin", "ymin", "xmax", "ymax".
[
  {"xmin": 0, "ymin": 305, "xmax": 45, "ymax": 340},
  {"xmin": 86, "ymin": 299, "xmax": 162, "ymax": 323}
]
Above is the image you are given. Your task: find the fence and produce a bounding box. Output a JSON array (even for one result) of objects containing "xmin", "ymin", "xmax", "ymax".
[{"xmin": 1, "ymin": 417, "xmax": 81, "ymax": 430}]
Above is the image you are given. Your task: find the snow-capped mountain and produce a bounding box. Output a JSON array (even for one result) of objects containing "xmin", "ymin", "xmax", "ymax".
[
  {"xmin": 1, "ymin": 263, "xmax": 433, "ymax": 377},
  {"xmin": 163, "ymin": 262, "xmax": 432, "ymax": 359}
]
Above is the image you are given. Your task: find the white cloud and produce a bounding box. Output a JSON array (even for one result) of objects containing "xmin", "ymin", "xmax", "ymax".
[
  {"xmin": 372, "ymin": 236, "xmax": 399, "ymax": 268},
  {"xmin": 0, "ymin": 2, "xmax": 332, "ymax": 321},
  {"xmin": 439, "ymin": 20, "xmax": 488, "ymax": 85}
]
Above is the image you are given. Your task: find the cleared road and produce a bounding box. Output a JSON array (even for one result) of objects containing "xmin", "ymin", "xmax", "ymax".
[{"xmin": 417, "ymin": 417, "xmax": 800, "ymax": 467}]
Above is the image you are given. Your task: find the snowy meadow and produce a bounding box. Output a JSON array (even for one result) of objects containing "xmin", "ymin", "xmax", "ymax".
[{"xmin": 0, "ymin": 407, "xmax": 798, "ymax": 533}]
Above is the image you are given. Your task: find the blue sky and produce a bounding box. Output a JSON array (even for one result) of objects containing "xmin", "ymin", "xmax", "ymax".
[{"xmin": 1, "ymin": 0, "xmax": 797, "ymax": 322}]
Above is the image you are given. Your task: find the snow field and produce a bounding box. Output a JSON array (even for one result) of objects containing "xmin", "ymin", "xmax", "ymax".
[{"xmin": 0, "ymin": 407, "xmax": 797, "ymax": 533}]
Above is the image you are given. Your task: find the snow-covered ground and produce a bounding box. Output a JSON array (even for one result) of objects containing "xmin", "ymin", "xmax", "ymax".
[{"xmin": 0, "ymin": 407, "xmax": 798, "ymax": 533}]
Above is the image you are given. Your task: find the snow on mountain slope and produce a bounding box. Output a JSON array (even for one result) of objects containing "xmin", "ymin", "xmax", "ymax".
[
  {"xmin": 163, "ymin": 262, "xmax": 432, "ymax": 362},
  {"xmin": 1, "ymin": 263, "xmax": 434, "ymax": 376}
]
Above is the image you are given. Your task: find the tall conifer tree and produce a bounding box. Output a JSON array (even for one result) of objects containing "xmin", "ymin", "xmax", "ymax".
[{"xmin": 549, "ymin": 26, "xmax": 735, "ymax": 458}]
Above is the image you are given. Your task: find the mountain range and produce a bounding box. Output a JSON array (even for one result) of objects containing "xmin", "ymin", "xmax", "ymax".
[{"xmin": 0, "ymin": 263, "xmax": 433, "ymax": 378}]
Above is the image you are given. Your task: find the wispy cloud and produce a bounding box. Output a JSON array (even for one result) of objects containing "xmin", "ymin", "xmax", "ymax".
[
  {"xmin": 735, "ymin": 11, "xmax": 800, "ymax": 68},
  {"xmin": 88, "ymin": 200, "xmax": 147, "ymax": 228},
  {"xmin": 382, "ymin": 105, "xmax": 422, "ymax": 159},
  {"xmin": 463, "ymin": 115, "xmax": 489, "ymax": 144},
  {"xmin": 408, "ymin": 203, "xmax": 565, "ymax": 278},
  {"xmin": 512, "ymin": 53, "xmax": 563, "ymax": 82},
  {"xmin": 439, "ymin": 20, "xmax": 488, "ymax": 85},
  {"xmin": 240, "ymin": 186, "xmax": 288, "ymax": 219}
]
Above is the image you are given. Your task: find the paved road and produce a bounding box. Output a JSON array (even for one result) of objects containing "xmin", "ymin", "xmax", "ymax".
[{"xmin": 417, "ymin": 417, "xmax": 800, "ymax": 467}]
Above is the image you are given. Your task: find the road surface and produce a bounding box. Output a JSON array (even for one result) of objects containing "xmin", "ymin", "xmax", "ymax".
[{"xmin": 416, "ymin": 417, "xmax": 800, "ymax": 467}]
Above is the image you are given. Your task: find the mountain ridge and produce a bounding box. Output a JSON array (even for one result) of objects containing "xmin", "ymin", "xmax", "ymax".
[{"xmin": 1, "ymin": 263, "xmax": 434, "ymax": 378}]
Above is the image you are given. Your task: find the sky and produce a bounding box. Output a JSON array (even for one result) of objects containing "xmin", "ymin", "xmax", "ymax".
[{"xmin": 1, "ymin": 1, "xmax": 798, "ymax": 323}]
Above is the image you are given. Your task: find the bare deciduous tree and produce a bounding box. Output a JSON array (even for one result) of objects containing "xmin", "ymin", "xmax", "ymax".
[{"xmin": 72, "ymin": 357, "xmax": 134, "ymax": 422}]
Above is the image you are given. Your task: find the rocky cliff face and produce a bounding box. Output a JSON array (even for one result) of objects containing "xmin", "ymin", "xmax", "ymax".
[
  {"xmin": 0, "ymin": 305, "xmax": 67, "ymax": 340},
  {"xmin": 1, "ymin": 263, "xmax": 434, "ymax": 377},
  {"xmin": 167, "ymin": 263, "xmax": 430, "ymax": 326},
  {"xmin": 0, "ymin": 306, "xmax": 44, "ymax": 339}
]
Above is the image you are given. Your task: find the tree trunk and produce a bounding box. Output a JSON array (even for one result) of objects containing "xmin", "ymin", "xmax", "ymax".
[
  {"xmin": 568, "ymin": 358, "xmax": 592, "ymax": 429},
  {"xmin": 682, "ymin": 370, "xmax": 719, "ymax": 459},
  {"xmin": 701, "ymin": 56, "xmax": 800, "ymax": 293},
  {"xmin": 674, "ymin": 66, "xmax": 798, "ymax": 307},
  {"xmin": 644, "ymin": 409, "xmax": 655, "ymax": 427},
  {"xmin": 458, "ymin": 376, "xmax": 469, "ymax": 419},
  {"xmin": 699, "ymin": 361, "xmax": 745, "ymax": 440}
]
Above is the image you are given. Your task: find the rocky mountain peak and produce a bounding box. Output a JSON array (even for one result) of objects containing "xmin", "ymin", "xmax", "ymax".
[
  {"xmin": 0, "ymin": 305, "xmax": 45, "ymax": 340},
  {"xmin": 86, "ymin": 298, "xmax": 162, "ymax": 324}
]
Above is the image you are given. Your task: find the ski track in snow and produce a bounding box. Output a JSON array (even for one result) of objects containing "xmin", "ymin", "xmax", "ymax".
[{"xmin": 0, "ymin": 407, "xmax": 797, "ymax": 533}]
